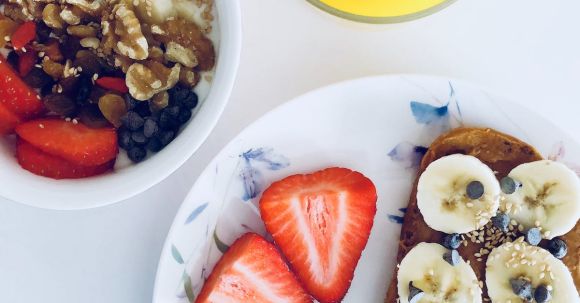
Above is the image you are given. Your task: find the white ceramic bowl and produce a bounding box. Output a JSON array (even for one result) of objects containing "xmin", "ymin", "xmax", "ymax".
[{"xmin": 0, "ymin": 0, "xmax": 242, "ymax": 210}]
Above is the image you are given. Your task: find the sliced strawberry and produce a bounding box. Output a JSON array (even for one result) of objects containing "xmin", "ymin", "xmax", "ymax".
[
  {"xmin": 95, "ymin": 77, "xmax": 129, "ymax": 94},
  {"xmin": 17, "ymin": 140, "xmax": 114, "ymax": 179},
  {"xmin": 0, "ymin": 54, "xmax": 43, "ymax": 118},
  {"xmin": 11, "ymin": 21, "xmax": 36, "ymax": 50},
  {"xmin": 18, "ymin": 48, "xmax": 37, "ymax": 77},
  {"xmin": 16, "ymin": 119, "xmax": 118, "ymax": 166},
  {"xmin": 259, "ymin": 167, "xmax": 377, "ymax": 303},
  {"xmin": 195, "ymin": 233, "xmax": 311, "ymax": 303},
  {"xmin": 0, "ymin": 102, "xmax": 21, "ymax": 134}
]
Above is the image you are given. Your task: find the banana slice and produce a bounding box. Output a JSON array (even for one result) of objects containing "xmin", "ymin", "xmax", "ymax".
[
  {"xmin": 397, "ymin": 242, "xmax": 482, "ymax": 303},
  {"xmin": 501, "ymin": 160, "xmax": 580, "ymax": 238},
  {"xmin": 486, "ymin": 237, "xmax": 579, "ymax": 302},
  {"xmin": 417, "ymin": 154, "xmax": 501, "ymax": 233}
]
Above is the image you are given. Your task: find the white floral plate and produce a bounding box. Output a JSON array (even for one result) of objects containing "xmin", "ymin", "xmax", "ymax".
[{"xmin": 153, "ymin": 75, "xmax": 580, "ymax": 303}]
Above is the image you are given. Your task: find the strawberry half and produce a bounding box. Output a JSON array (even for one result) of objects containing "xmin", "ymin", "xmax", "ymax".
[
  {"xmin": 0, "ymin": 54, "xmax": 43, "ymax": 118},
  {"xmin": 259, "ymin": 167, "xmax": 377, "ymax": 303},
  {"xmin": 195, "ymin": 233, "xmax": 311, "ymax": 303},
  {"xmin": 16, "ymin": 119, "xmax": 118, "ymax": 166},
  {"xmin": 0, "ymin": 102, "xmax": 21, "ymax": 135},
  {"xmin": 17, "ymin": 140, "xmax": 114, "ymax": 179}
]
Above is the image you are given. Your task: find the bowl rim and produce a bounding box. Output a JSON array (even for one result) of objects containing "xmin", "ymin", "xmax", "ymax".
[
  {"xmin": 0, "ymin": 0, "xmax": 242, "ymax": 210},
  {"xmin": 306, "ymin": 0, "xmax": 457, "ymax": 24}
]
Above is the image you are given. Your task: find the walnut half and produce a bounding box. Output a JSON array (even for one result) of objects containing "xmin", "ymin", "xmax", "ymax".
[
  {"xmin": 165, "ymin": 41, "xmax": 198, "ymax": 68},
  {"xmin": 113, "ymin": 3, "xmax": 149, "ymax": 60},
  {"xmin": 126, "ymin": 61, "xmax": 181, "ymax": 101},
  {"xmin": 64, "ymin": 0, "xmax": 105, "ymax": 16}
]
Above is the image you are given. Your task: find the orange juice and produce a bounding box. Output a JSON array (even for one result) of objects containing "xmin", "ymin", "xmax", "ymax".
[{"xmin": 308, "ymin": 0, "xmax": 454, "ymax": 23}]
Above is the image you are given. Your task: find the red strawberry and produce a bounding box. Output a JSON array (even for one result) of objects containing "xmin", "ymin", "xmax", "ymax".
[
  {"xmin": 0, "ymin": 102, "xmax": 21, "ymax": 134},
  {"xmin": 95, "ymin": 77, "xmax": 129, "ymax": 94},
  {"xmin": 0, "ymin": 54, "xmax": 43, "ymax": 118},
  {"xmin": 17, "ymin": 140, "xmax": 114, "ymax": 179},
  {"xmin": 259, "ymin": 167, "xmax": 377, "ymax": 303},
  {"xmin": 16, "ymin": 119, "xmax": 118, "ymax": 166},
  {"xmin": 11, "ymin": 21, "xmax": 36, "ymax": 50},
  {"xmin": 195, "ymin": 233, "xmax": 312, "ymax": 303}
]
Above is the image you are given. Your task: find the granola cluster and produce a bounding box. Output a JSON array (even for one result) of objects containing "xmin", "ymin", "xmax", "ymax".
[{"xmin": 0, "ymin": 0, "xmax": 215, "ymax": 102}]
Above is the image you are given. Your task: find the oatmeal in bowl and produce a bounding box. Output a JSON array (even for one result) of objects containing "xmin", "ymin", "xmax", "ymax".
[{"xmin": 0, "ymin": 0, "xmax": 241, "ymax": 209}]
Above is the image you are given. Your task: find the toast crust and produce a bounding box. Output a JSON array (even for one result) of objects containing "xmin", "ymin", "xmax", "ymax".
[{"xmin": 385, "ymin": 127, "xmax": 579, "ymax": 302}]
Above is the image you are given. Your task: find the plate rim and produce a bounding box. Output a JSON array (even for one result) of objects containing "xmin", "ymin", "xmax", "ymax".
[{"xmin": 152, "ymin": 73, "xmax": 577, "ymax": 302}]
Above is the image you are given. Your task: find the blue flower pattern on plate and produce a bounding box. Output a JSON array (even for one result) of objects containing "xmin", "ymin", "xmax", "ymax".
[
  {"xmin": 184, "ymin": 203, "xmax": 209, "ymax": 225},
  {"xmin": 387, "ymin": 208, "xmax": 407, "ymax": 224},
  {"xmin": 410, "ymin": 101, "xmax": 449, "ymax": 125},
  {"xmin": 239, "ymin": 148, "xmax": 290, "ymax": 201},
  {"xmin": 387, "ymin": 83, "xmax": 462, "ymax": 224},
  {"xmin": 388, "ymin": 142, "xmax": 427, "ymax": 169},
  {"xmin": 548, "ymin": 141, "xmax": 580, "ymax": 176}
]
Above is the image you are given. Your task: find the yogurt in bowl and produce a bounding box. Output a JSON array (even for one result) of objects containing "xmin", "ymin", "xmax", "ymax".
[{"xmin": 0, "ymin": 0, "xmax": 241, "ymax": 209}]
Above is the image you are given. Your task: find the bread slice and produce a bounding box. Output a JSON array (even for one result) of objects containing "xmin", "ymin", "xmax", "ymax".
[{"xmin": 384, "ymin": 127, "xmax": 579, "ymax": 302}]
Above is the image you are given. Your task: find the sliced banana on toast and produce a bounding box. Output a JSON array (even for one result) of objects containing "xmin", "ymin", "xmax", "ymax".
[
  {"xmin": 501, "ymin": 160, "xmax": 580, "ymax": 238},
  {"xmin": 397, "ymin": 242, "xmax": 482, "ymax": 303},
  {"xmin": 417, "ymin": 154, "xmax": 501, "ymax": 234},
  {"xmin": 486, "ymin": 237, "xmax": 579, "ymax": 302}
]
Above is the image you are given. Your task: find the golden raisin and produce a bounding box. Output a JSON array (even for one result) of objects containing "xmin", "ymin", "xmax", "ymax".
[
  {"xmin": 0, "ymin": 18, "xmax": 18, "ymax": 48},
  {"xmin": 98, "ymin": 94, "xmax": 127, "ymax": 128},
  {"xmin": 42, "ymin": 60, "xmax": 65, "ymax": 79}
]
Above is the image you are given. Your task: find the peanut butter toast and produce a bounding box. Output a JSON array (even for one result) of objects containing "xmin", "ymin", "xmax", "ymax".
[{"xmin": 385, "ymin": 127, "xmax": 579, "ymax": 302}]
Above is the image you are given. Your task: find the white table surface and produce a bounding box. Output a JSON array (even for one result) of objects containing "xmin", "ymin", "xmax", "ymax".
[{"xmin": 1, "ymin": 1, "xmax": 579, "ymax": 302}]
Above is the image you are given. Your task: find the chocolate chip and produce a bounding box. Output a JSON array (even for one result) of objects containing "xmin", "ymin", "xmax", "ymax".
[
  {"xmin": 466, "ymin": 181, "xmax": 484, "ymax": 199},
  {"xmin": 510, "ymin": 278, "xmax": 532, "ymax": 300},
  {"xmin": 491, "ymin": 212, "xmax": 510, "ymax": 232},
  {"xmin": 408, "ymin": 281, "xmax": 425, "ymax": 303},
  {"xmin": 442, "ymin": 233, "xmax": 461, "ymax": 250},
  {"xmin": 525, "ymin": 228, "xmax": 541, "ymax": 246},
  {"xmin": 443, "ymin": 249, "xmax": 460, "ymax": 266}
]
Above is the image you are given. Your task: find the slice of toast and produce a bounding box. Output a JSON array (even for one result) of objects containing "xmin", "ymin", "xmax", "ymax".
[{"xmin": 385, "ymin": 127, "xmax": 579, "ymax": 302}]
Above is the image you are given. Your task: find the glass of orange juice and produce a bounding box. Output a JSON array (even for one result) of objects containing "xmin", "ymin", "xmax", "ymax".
[{"xmin": 307, "ymin": 0, "xmax": 456, "ymax": 23}]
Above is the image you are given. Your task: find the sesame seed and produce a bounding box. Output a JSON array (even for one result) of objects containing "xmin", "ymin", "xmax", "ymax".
[{"xmin": 39, "ymin": 124, "xmax": 44, "ymax": 129}]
